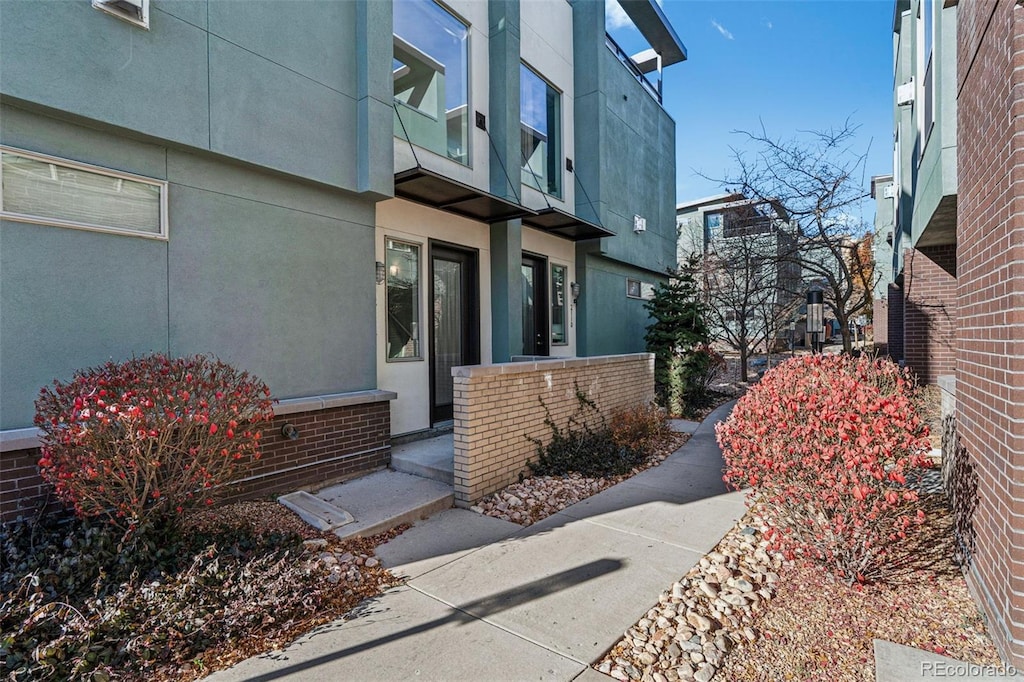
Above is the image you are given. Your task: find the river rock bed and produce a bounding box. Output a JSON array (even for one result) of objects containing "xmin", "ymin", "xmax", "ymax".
[
  {"xmin": 596, "ymin": 513, "xmax": 780, "ymax": 682},
  {"xmin": 472, "ymin": 434, "xmax": 687, "ymax": 526}
]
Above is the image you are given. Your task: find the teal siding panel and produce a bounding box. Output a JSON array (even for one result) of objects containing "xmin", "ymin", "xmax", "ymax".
[
  {"xmin": 166, "ymin": 186, "xmax": 376, "ymax": 399},
  {"xmin": 0, "ymin": 221, "xmax": 170, "ymax": 429},
  {"xmin": 208, "ymin": 37, "xmax": 358, "ymax": 190},
  {"xmin": 0, "ymin": 1, "xmax": 210, "ymax": 150},
  {"xmin": 207, "ymin": 0, "xmax": 357, "ymax": 98}
]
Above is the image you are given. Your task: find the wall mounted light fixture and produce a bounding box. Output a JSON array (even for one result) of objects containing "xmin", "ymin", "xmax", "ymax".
[
  {"xmin": 375, "ymin": 261, "xmax": 386, "ymax": 285},
  {"xmin": 570, "ymin": 281, "xmax": 581, "ymax": 303},
  {"xmin": 281, "ymin": 423, "xmax": 300, "ymax": 440}
]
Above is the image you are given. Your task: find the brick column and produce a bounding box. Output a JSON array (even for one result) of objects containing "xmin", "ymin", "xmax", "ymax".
[{"xmin": 903, "ymin": 244, "xmax": 957, "ymax": 385}]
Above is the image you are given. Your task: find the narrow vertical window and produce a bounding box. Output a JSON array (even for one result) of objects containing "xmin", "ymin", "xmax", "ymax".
[
  {"xmin": 551, "ymin": 264, "xmax": 567, "ymax": 345},
  {"xmin": 520, "ymin": 64, "xmax": 562, "ymax": 198},
  {"xmin": 386, "ymin": 239, "xmax": 421, "ymax": 360},
  {"xmin": 393, "ymin": 0, "xmax": 469, "ymax": 165}
]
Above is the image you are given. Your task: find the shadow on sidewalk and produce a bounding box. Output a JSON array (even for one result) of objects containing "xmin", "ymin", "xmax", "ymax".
[{"xmin": 239, "ymin": 558, "xmax": 623, "ymax": 681}]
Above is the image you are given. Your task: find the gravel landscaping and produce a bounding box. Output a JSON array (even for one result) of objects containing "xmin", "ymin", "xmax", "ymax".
[{"xmin": 473, "ymin": 431, "xmax": 689, "ymax": 526}]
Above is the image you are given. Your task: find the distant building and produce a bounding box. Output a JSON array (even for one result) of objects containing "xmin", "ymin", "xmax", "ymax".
[{"xmin": 677, "ymin": 193, "xmax": 802, "ymax": 351}]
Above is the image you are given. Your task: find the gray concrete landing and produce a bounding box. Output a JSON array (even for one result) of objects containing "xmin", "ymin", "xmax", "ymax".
[
  {"xmin": 314, "ymin": 469, "xmax": 454, "ymax": 541},
  {"xmin": 390, "ymin": 433, "xmax": 455, "ymax": 485},
  {"xmin": 874, "ymin": 640, "xmax": 1021, "ymax": 681}
]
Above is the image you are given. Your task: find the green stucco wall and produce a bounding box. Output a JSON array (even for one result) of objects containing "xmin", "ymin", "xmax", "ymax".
[
  {"xmin": 0, "ymin": 105, "xmax": 378, "ymax": 429},
  {"xmin": 0, "ymin": 0, "xmax": 392, "ymax": 196},
  {"xmin": 571, "ymin": 0, "xmax": 678, "ymax": 356}
]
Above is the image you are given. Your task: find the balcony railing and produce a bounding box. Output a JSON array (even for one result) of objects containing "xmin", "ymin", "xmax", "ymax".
[{"xmin": 605, "ymin": 33, "xmax": 662, "ymax": 104}]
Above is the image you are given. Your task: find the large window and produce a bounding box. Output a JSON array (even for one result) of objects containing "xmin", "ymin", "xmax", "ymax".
[
  {"xmin": 393, "ymin": 0, "xmax": 469, "ymax": 165},
  {"xmin": 551, "ymin": 263, "xmax": 567, "ymax": 345},
  {"xmin": 520, "ymin": 64, "xmax": 562, "ymax": 198},
  {"xmin": 0, "ymin": 146, "xmax": 167, "ymax": 238},
  {"xmin": 386, "ymin": 239, "xmax": 421, "ymax": 360}
]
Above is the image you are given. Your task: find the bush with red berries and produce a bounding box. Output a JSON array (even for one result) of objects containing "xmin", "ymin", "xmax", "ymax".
[
  {"xmin": 716, "ymin": 354, "xmax": 932, "ymax": 583},
  {"xmin": 35, "ymin": 354, "xmax": 274, "ymax": 530}
]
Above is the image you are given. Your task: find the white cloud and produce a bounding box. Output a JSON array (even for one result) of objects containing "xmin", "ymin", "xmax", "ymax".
[
  {"xmin": 606, "ymin": 0, "xmax": 635, "ymax": 31},
  {"xmin": 711, "ymin": 19, "xmax": 734, "ymax": 40},
  {"xmin": 765, "ymin": 19, "xmax": 774, "ymax": 30}
]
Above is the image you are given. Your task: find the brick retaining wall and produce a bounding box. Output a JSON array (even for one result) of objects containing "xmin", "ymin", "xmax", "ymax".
[
  {"xmin": 451, "ymin": 353, "xmax": 655, "ymax": 505},
  {"xmin": 0, "ymin": 391, "xmax": 394, "ymax": 523}
]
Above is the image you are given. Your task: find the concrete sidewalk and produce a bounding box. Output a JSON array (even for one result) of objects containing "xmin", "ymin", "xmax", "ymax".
[{"xmin": 209, "ymin": 401, "xmax": 745, "ymax": 682}]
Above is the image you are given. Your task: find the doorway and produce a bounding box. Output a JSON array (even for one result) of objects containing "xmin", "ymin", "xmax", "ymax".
[
  {"xmin": 521, "ymin": 253, "xmax": 549, "ymax": 357},
  {"xmin": 430, "ymin": 243, "xmax": 479, "ymax": 423}
]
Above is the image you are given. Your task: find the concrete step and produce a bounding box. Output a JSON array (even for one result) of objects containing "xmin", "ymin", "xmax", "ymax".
[
  {"xmin": 390, "ymin": 433, "xmax": 455, "ymax": 486},
  {"xmin": 314, "ymin": 469, "xmax": 454, "ymax": 541}
]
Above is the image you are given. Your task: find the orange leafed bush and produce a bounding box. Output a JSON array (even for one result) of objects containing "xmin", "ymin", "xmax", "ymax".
[
  {"xmin": 35, "ymin": 354, "xmax": 274, "ymax": 530},
  {"xmin": 716, "ymin": 354, "xmax": 932, "ymax": 583}
]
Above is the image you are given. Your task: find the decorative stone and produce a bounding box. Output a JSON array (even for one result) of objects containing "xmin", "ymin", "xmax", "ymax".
[
  {"xmin": 686, "ymin": 612, "xmax": 713, "ymax": 632},
  {"xmin": 365, "ymin": 557, "xmax": 379, "ymax": 568},
  {"xmin": 697, "ymin": 581, "xmax": 718, "ymax": 599},
  {"xmin": 694, "ymin": 664, "xmax": 716, "ymax": 682}
]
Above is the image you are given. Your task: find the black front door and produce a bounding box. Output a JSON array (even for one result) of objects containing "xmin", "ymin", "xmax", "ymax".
[
  {"xmin": 521, "ymin": 253, "xmax": 549, "ymax": 356},
  {"xmin": 430, "ymin": 243, "xmax": 479, "ymax": 423}
]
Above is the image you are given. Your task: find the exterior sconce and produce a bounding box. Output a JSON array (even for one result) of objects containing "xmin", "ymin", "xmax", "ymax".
[
  {"xmin": 281, "ymin": 423, "xmax": 300, "ymax": 440},
  {"xmin": 375, "ymin": 261, "xmax": 386, "ymax": 285},
  {"xmin": 806, "ymin": 290, "xmax": 824, "ymax": 353},
  {"xmin": 570, "ymin": 281, "xmax": 581, "ymax": 303}
]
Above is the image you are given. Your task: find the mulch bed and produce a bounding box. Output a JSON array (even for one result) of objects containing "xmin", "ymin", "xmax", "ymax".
[{"xmin": 717, "ymin": 494, "xmax": 1001, "ymax": 681}]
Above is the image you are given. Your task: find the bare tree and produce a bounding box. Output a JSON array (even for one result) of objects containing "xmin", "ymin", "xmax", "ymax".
[
  {"xmin": 724, "ymin": 121, "xmax": 877, "ymax": 353},
  {"xmin": 679, "ymin": 200, "xmax": 802, "ymax": 381}
]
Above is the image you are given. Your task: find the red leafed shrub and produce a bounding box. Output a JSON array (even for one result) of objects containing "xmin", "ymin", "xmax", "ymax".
[
  {"xmin": 35, "ymin": 354, "xmax": 274, "ymax": 530},
  {"xmin": 716, "ymin": 354, "xmax": 932, "ymax": 583}
]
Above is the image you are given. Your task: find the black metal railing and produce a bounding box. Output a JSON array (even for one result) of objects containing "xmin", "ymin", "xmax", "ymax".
[{"xmin": 604, "ymin": 33, "xmax": 662, "ymax": 104}]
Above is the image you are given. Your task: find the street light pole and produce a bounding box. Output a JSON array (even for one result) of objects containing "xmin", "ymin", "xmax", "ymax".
[{"xmin": 806, "ymin": 290, "xmax": 824, "ymax": 354}]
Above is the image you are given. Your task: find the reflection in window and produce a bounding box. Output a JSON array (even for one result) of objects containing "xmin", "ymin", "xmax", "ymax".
[
  {"xmin": 386, "ymin": 239, "xmax": 421, "ymax": 360},
  {"xmin": 520, "ymin": 64, "xmax": 561, "ymax": 197},
  {"xmin": 704, "ymin": 212, "xmax": 722, "ymax": 242},
  {"xmin": 393, "ymin": 0, "xmax": 469, "ymax": 165},
  {"xmin": 551, "ymin": 264, "xmax": 567, "ymax": 345},
  {"xmin": 0, "ymin": 147, "xmax": 165, "ymax": 237}
]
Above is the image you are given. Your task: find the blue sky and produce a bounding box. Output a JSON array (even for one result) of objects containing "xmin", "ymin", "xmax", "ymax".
[{"xmin": 607, "ymin": 0, "xmax": 895, "ymax": 205}]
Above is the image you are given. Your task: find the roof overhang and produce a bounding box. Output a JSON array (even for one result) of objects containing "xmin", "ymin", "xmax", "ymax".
[
  {"xmin": 522, "ymin": 207, "xmax": 614, "ymax": 241},
  {"xmin": 394, "ymin": 167, "xmax": 536, "ymax": 224},
  {"xmin": 616, "ymin": 0, "xmax": 687, "ymax": 68}
]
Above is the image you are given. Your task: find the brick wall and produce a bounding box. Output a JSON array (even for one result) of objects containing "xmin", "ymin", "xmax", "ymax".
[
  {"xmin": 0, "ymin": 398, "xmax": 392, "ymax": 523},
  {"xmin": 451, "ymin": 353, "xmax": 655, "ymax": 505},
  {"xmin": 903, "ymin": 244, "xmax": 957, "ymax": 385},
  {"xmin": 955, "ymin": 0, "xmax": 1024, "ymax": 667},
  {"xmin": 887, "ymin": 282, "xmax": 905, "ymax": 364}
]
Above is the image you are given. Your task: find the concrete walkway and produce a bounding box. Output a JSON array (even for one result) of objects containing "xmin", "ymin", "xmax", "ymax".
[{"xmin": 209, "ymin": 401, "xmax": 745, "ymax": 682}]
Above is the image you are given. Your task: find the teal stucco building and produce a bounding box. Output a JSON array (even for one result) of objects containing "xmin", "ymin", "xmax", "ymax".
[{"xmin": 0, "ymin": 0, "xmax": 685, "ymax": 518}]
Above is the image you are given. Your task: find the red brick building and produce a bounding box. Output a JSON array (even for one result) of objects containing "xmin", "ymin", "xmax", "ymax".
[
  {"xmin": 954, "ymin": 0, "xmax": 1024, "ymax": 667},
  {"xmin": 880, "ymin": 0, "xmax": 1024, "ymax": 667}
]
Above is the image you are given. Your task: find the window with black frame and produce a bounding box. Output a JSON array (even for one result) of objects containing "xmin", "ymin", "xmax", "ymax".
[
  {"xmin": 520, "ymin": 63, "xmax": 562, "ymax": 198},
  {"xmin": 385, "ymin": 239, "xmax": 421, "ymax": 360}
]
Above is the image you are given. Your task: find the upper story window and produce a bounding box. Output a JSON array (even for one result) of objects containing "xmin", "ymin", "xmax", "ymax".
[
  {"xmin": 704, "ymin": 211, "xmax": 722, "ymax": 243},
  {"xmin": 393, "ymin": 0, "xmax": 469, "ymax": 166},
  {"xmin": 0, "ymin": 146, "xmax": 167, "ymax": 239},
  {"xmin": 520, "ymin": 63, "xmax": 562, "ymax": 198}
]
